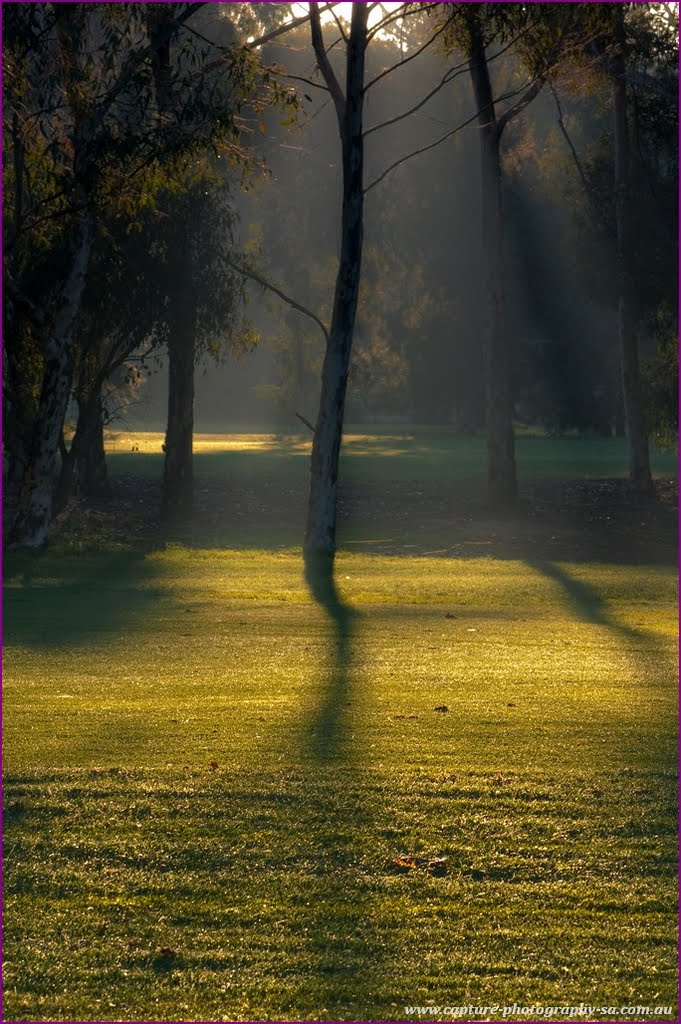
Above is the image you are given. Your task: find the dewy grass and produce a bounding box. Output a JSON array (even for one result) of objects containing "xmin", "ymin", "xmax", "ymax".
[{"xmin": 2, "ymin": 548, "xmax": 678, "ymax": 1021}]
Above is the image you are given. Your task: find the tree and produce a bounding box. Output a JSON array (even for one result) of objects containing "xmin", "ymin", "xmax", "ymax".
[
  {"xmin": 611, "ymin": 3, "xmax": 653, "ymax": 491},
  {"xmin": 3, "ymin": 1, "xmax": 207, "ymax": 547},
  {"xmin": 3, "ymin": 1, "xmax": 295, "ymax": 542},
  {"xmin": 439, "ymin": 3, "xmax": 580, "ymax": 506},
  {"xmin": 543, "ymin": 2, "xmax": 677, "ymax": 470},
  {"xmin": 238, "ymin": 3, "xmax": 492, "ymax": 552},
  {"xmin": 158, "ymin": 178, "xmax": 254, "ymax": 520},
  {"xmin": 304, "ymin": 1, "xmax": 371, "ymax": 560}
]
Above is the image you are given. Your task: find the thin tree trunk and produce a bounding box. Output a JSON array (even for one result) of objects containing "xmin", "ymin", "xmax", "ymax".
[
  {"xmin": 9, "ymin": 211, "xmax": 94, "ymax": 546},
  {"xmin": 467, "ymin": 13, "xmax": 517, "ymax": 507},
  {"xmin": 612, "ymin": 7, "xmax": 652, "ymax": 492},
  {"xmin": 161, "ymin": 288, "xmax": 196, "ymax": 521},
  {"xmin": 305, "ymin": 3, "xmax": 369, "ymax": 559}
]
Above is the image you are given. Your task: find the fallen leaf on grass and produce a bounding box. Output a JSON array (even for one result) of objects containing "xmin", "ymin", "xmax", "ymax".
[
  {"xmin": 392, "ymin": 855, "xmax": 448, "ymax": 876},
  {"xmin": 392, "ymin": 856, "xmax": 419, "ymax": 873},
  {"xmin": 208, "ymin": 761, "xmax": 219, "ymax": 771},
  {"xmin": 434, "ymin": 705, "xmax": 449, "ymax": 713}
]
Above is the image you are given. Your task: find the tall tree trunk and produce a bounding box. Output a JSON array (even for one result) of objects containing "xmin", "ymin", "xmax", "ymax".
[
  {"xmin": 57, "ymin": 381, "xmax": 111, "ymax": 512},
  {"xmin": 9, "ymin": 211, "xmax": 94, "ymax": 546},
  {"xmin": 161, "ymin": 271, "xmax": 196, "ymax": 521},
  {"xmin": 305, "ymin": 3, "xmax": 369, "ymax": 559},
  {"xmin": 75, "ymin": 388, "xmax": 109, "ymax": 500},
  {"xmin": 612, "ymin": 7, "xmax": 652, "ymax": 492},
  {"xmin": 467, "ymin": 13, "xmax": 517, "ymax": 507}
]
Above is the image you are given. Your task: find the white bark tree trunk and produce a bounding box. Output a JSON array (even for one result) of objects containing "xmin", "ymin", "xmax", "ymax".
[
  {"xmin": 305, "ymin": 2, "xmax": 369, "ymax": 560},
  {"xmin": 9, "ymin": 212, "xmax": 94, "ymax": 546}
]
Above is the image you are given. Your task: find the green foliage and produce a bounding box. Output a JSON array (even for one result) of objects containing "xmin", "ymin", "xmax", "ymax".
[{"xmin": 2, "ymin": 3, "xmax": 296, "ymax": 464}]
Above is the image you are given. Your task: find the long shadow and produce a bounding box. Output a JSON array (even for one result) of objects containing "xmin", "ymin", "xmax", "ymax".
[
  {"xmin": 524, "ymin": 556, "xmax": 676, "ymax": 670},
  {"xmin": 303, "ymin": 552, "xmax": 358, "ymax": 762},
  {"xmin": 2, "ymin": 548, "xmax": 169, "ymax": 649},
  {"xmin": 296, "ymin": 552, "xmax": 389, "ymax": 1018}
]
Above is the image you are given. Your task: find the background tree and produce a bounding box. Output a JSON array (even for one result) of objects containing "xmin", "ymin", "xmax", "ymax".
[
  {"xmin": 3, "ymin": 1, "xmax": 206, "ymax": 546},
  {"xmin": 437, "ymin": 2, "xmax": 591, "ymax": 506},
  {"xmin": 541, "ymin": 2, "xmax": 677, "ymax": 469},
  {"xmin": 3, "ymin": 1, "xmax": 296, "ymax": 543}
]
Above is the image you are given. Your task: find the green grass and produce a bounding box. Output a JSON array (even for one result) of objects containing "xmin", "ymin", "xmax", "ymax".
[
  {"xmin": 104, "ymin": 429, "xmax": 678, "ymax": 485},
  {"xmin": 2, "ymin": 545, "xmax": 677, "ymax": 1022}
]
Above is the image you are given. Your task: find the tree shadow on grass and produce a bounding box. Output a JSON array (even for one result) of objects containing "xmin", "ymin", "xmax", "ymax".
[
  {"xmin": 295, "ymin": 552, "xmax": 388, "ymax": 1018},
  {"xmin": 303, "ymin": 552, "xmax": 358, "ymax": 763},
  {"xmin": 2, "ymin": 548, "xmax": 169, "ymax": 650},
  {"xmin": 524, "ymin": 557, "xmax": 669, "ymax": 650},
  {"xmin": 524, "ymin": 557, "xmax": 677, "ymax": 731}
]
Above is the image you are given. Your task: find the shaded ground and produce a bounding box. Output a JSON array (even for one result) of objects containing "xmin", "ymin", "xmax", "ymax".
[{"xmin": 12, "ymin": 473, "xmax": 677, "ymax": 565}]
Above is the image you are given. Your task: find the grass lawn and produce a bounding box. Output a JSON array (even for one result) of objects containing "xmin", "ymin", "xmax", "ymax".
[
  {"xmin": 2, "ymin": 541, "xmax": 678, "ymax": 1022},
  {"xmin": 103, "ymin": 428, "xmax": 678, "ymax": 486}
]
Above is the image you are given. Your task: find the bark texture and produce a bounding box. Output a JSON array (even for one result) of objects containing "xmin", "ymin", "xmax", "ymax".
[
  {"xmin": 9, "ymin": 212, "xmax": 94, "ymax": 546},
  {"xmin": 305, "ymin": 3, "xmax": 369, "ymax": 558},
  {"xmin": 8, "ymin": 7, "xmax": 94, "ymax": 547}
]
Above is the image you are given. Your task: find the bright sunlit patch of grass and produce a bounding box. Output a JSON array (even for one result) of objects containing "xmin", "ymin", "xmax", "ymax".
[
  {"xmin": 2, "ymin": 548, "xmax": 677, "ymax": 1021},
  {"xmin": 102, "ymin": 429, "xmax": 678, "ymax": 485},
  {"xmin": 105, "ymin": 430, "xmax": 313, "ymax": 454}
]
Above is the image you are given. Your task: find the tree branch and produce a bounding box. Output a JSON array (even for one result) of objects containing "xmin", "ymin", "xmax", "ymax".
[
  {"xmin": 309, "ymin": 2, "xmax": 345, "ymax": 126},
  {"xmin": 366, "ymin": 3, "xmax": 437, "ymax": 41},
  {"xmin": 295, "ymin": 411, "xmax": 316, "ymax": 433},
  {"xmin": 496, "ymin": 71, "xmax": 548, "ymax": 135},
  {"xmin": 364, "ymin": 21, "xmax": 543, "ymax": 140},
  {"xmin": 364, "ymin": 16, "xmax": 453, "ymax": 91},
  {"xmin": 328, "ymin": 5, "xmax": 349, "ymax": 44},
  {"xmin": 365, "ymin": 60, "xmax": 468, "ymax": 138},
  {"xmin": 549, "ymin": 82, "xmax": 591, "ymax": 197},
  {"xmin": 364, "ymin": 107, "xmax": 482, "ymax": 195},
  {"xmin": 218, "ymin": 253, "xmax": 330, "ymax": 346},
  {"xmin": 275, "ymin": 71, "xmax": 330, "ymax": 93},
  {"xmin": 245, "ymin": 2, "xmax": 342, "ymax": 50}
]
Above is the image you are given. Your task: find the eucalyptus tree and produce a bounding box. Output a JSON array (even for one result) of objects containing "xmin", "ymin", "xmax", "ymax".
[
  {"xmin": 3, "ymin": 1, "xmax": 296, "ymax": 544},
  {"xmin": 301, "ymin": 2, "xmax": 472, "ymax": 560},
  {"xmin": 546, "ymin": 2, "xmax": 677, "ymax": 482},
  {"xmin": 3, "ymin": 2, "xmax": 206, "ymax": 546},
  {"xmin": 56, "ymin": 169, "xmax": 252, "ymax": 515},
  {"xmin": 303, "ymin": 1, "xmax": 371, "ymax": 559},
  {"xmin": 236, "ymin": 3, "xmax": 487, "ymax": 556},
  {"xmin": 431, "ymin": 3, "xmax": 590, "ymax": 505}
]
